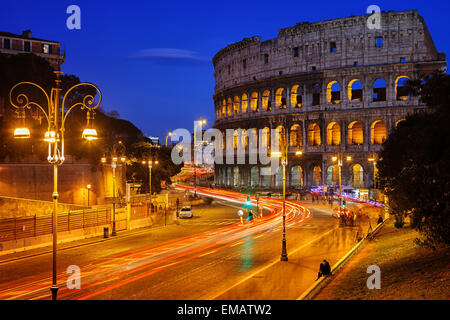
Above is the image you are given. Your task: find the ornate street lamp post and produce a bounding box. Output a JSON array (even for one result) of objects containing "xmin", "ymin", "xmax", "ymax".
[
  {"xmin": 9, "ymin": 70, "xmax": 101, "ymax": 300},
  {"xmin": 142, "ymin": 160, "xmax": 158, "ymax": 212},
  {"xmin": 193, "ymin": 118, "xmax": 206, "ymax": 197},
  {"xmin": 332, "ymin": 152, "xmax": 352, "ymax": 206},
  {"xmin": 87, "ymin": 184, "xmax": 91, "ymax": 206},
  {"xmin": 165, "ymin": 131, "xmax": 172, "ymax": 147},
  {"xmin": 102, "ymin": 144, "xmax": 126, "ymax": 236},
  {"xmin": 271, "ymin": 126, "xmax": 302, "ymax": 262}
]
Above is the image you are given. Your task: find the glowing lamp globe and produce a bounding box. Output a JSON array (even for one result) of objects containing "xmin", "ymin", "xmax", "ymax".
[
  {"xmin": 82, "ymin": 128, "xmax": 98, "ymax": 141},
  {"xmin": 14, "ymin": 127, "xmax": 30, "ymax": 139}
]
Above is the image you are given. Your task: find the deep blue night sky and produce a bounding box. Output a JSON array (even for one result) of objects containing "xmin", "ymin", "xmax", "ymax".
[{"xmin": 2, "ymin": 0, "xmax": 449, "ymax": 140}]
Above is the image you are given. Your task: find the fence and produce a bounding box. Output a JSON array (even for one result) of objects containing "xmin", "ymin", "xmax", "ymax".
[{"xmin": 0, "ymin": 208, "xmax": 111, "ymax": 242}]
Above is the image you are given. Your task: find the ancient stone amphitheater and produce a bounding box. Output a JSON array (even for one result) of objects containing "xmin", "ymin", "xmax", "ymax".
[{"xmin": 212, "ymin": 10, "xmax": 446, "ymax": 193}]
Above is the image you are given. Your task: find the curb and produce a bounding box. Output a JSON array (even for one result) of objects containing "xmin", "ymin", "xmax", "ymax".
[{"xmin": 297, "ymin": 219, "xmax": 388, "ymax": 300}]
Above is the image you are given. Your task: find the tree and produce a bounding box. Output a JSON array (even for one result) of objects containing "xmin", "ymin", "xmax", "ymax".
[
  {"xmin": 378, "ymin": 71, "xmax": 450, "ymax": 247},
  {"xmin": 126, "ymin": 142, "xmax": 182, "ymax": 194}
]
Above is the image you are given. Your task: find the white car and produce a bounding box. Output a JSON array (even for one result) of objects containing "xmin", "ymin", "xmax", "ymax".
[{"xmin": 179, "ymin": 206, "xmax": 193, "ymax": 218}]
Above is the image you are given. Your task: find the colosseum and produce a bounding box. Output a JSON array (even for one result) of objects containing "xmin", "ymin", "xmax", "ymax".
[{"xmin": 212, "ymin": 10, "xmax": 446, "ymax": 196}]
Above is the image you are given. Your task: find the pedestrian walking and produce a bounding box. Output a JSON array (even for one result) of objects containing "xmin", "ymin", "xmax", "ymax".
[{"xmin": 247, "ymin": 209, "xmax": 254, "ymax": 221}]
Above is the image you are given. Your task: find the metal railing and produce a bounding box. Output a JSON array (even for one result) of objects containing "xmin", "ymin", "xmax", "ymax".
[{"xmin": 0, "ymin": 208, "xmax": 111, "ymax": 242}]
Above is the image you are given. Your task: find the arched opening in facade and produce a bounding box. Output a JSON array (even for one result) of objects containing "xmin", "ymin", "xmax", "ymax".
[
  {"xmin": 395, "ymin": 119, "xmax": 406, "ymax": 127},
  {"xmin": 221, "ymin": 167, "xmax": 226, "ymax": 185},
  {"xmin": 308, "ymin": 123, "xmax": 321, "ymax": 146},
  {"xmin": 290, "ymin": 85, "xmax": 302, "ymax": 108},
  {"xmin": 313, "ymin": 166, "xmax": 322, "ymax": 186},
  {"xmin": 227, "ymin": 167, "xmax": 232, "ymax": 187},
  {"xmin": 326, "ymin": 81, "xmax": 341, "ymax": 104},
  {"xmin": 227, "ymin": 98, "xmax": 232, "ymax": 117},
  {"xmin": 371, "ymin": 120, "xmax": 387, "ymax": 144},
  {"xmin": 222, "ymin": 99, "xmax": 226, "ymax": 117},
  {"xmin": 289, "ymin": 124, "xmax": 302, "ymax": 147},
  {"xmin": 326, "ymin": 165, "xmax": 339, "ymax": 186},
  {"xmin": 261, "ymin": 127, "xmax": 270, "ymax": 153},
  {"xmin": 251, "ymin": 166, "xmax": 259, "ymax": 187},
  {"xmin": 261, "ymin": 167, "xmax": 271, "ymax": 188},
  {"xmin": 275, "ymin": 88, "xmax": 287, "ymax": 109},
  {"xmin": 395, "ymin": 76, "xmax": 411, "ymax": 101},
  {"xmin": 222, "ymin": 131, "xmax": 226, "ymax": 150},
  {"xmin": 350, "ymin": 164, "xmax": 364, "ymax": 188},
  {"xmin": 233, "ymin": 166, "xmax": 240, "ymax": 188},
  {"xmin": 241, "ymin": 94, "xmax": 248, "ymax": 113},
  {"xmin": 290, "ymin": 166, "xmax": 304, "ymax": 187},
  {"xmin": 312, "ymin": 83, "xmax": 321, "ymax": 106},
  {"xmin": 233, "ymin": 96, "xmax": 240, "ymax": 115},
  {"xmin": 250, "ymin": 92, "xmax": 258, "ymax": 112},
  {"xmin": 275, "ymin": 125, "xmax": 284, "ymax": 150},
  {"xmin": 348, "ymin": 79, "xmax": 363, "ymax": 101},
  {"xmin": 347, "ymin": 121, "xmax": 364, "ymax": 145},
  {"xmin": 233, "ymin": 130, "xmax": 239, "ymax": 149},
  {"xmin": 215, "ymin": 103, "xmax": 219, "ymax": 120},
  {"xmin": 275, "ymin": 165, "xmax": 283, "ymax": 188},
  {"xmin": 262, "ymin": 90, "xmax": 271, "ymax": 111},
  {"xmin": 241, "ymin": 129, "xmax": 248, "ymax": 150},
  {"xmin": 373, "ymin": 78, "xmax": 386, "ymax": 102},
  {"xmin": 326, "ymin": 122, "xmax": 341, "ymax": 146}
]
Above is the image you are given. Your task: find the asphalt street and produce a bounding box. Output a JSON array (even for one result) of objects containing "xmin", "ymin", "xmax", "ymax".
[{"xmin": 0, "ymin": 193, "xmax": 362, "ymax": 300}]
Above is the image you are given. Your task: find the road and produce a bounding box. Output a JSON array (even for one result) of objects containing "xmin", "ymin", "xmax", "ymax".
[{"xmin": 0, "ymin": 186, "xmax": 364, "ymax": 300}]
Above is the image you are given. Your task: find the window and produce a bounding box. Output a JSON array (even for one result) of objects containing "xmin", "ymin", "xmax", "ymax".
[
  {"xmin": 376, "ymin": 37, "xmax": 383, "ymax": 48},
  {"xmin": 23, "ymin": 41, "xmax": 30, "ymax": 52},
  {"xmin": 227, "ymin": 65, "xmax": 231, "ymax": 74},
  {"xmin": 400, "ymin": 57, "xmax": 406, "ymax": 63},
  {"xmin": 3, "ymin": 38, "xmax": 10, "ymax": 49},
  {"xmin": 242, "ymin": 59, "xmax": 247, "ymax": 70},
  {"xmin": 42, "ymin": 44, "xmax": 50, "ymax": 54},
  {"xmin": 264, "ymin": 54, "xmax": 269, "ymax": 65},
  {"xmin": 330, "ymin": 42, "xmax": 337, "ymax": 53},
  {"xmin": 293, "ymin": 47, "xmax": 299, "ymax": 57},
  {"xmin": 311, "ymin": 66, "xmax": 316, "ymax": 71}
]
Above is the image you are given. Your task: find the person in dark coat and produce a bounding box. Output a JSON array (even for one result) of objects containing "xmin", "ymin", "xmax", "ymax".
[
  {"xmin": 322, "ymin": 259, "xmax": 331, "ymax": 276},
  {"xmin": 247, "ymin": 209, "xmax": 254, "ymax": 221},
  {"xmin": 316, "ymin": 262, "xmax": 324, "ymax": 280}
]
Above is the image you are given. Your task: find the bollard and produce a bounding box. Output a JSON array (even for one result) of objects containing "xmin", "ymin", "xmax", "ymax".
[{"xmin": 104, "ymin": 227, "xmax": 109, "ymax": 238}]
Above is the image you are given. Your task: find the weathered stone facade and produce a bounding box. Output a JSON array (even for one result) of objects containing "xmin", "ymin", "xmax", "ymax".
[{"xmin": 212, "ymin": 10, "xmax": 446, "ymax": 190}]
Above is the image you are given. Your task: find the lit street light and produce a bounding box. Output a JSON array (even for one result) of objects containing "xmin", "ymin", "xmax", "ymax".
[
  {"xmin": 102, "ymin": 142, "xmax": 126, "ymax": 237},
  {"xmin": 270, "ymin": 126, "xmax": 302, "ymax": 262},
  {"xmin": 193, "ymin": 118, "xmax": 206, "ymax": 197},
  {"xmin": 9, "ymin": 70, "xmax": 102, "ymax": 300},
  {"xmin": 332, "ymin": 152, "xmax": 352, "ymax": 206},
  {"xmin": 165, "ymin": 131, "xmax": 172, "ymax": 147},
  {"xmin": 87, "ymin": 184, "xmax": 91, "ymax": 207},
  {"xmin": 143, "ymin": 160, "xmax": 158, "ymax": 212}
]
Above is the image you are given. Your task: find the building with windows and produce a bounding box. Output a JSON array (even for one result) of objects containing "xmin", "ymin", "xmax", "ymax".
[
  {"xmin": 212, "ymin": 10, "xmax": 446, "ymax": 190},
  {"xmin": 0, "ymin": 30, "xmax": 65, "ymax": 69}
]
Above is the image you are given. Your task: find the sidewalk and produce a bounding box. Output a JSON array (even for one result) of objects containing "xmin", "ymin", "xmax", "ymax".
[
  {"xmin": 213, "ymin": 203, "xmax": 379, "ymax": 300},
  {"xmin": 314, "ymin": 222, "xmax": 450, "ymax": 300}
]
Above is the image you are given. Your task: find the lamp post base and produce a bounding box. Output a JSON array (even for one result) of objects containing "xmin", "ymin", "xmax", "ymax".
[
  {"xmin": 111, "ymin": 222, "xmax": 117, "ymax": 236},
  {"xmin": 280, "ymin": 239, "xmax": 288, "ymax": 261},
  {"xmin": 50, "ymin": 285, "xmax": 59, "ymax": 300}
]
